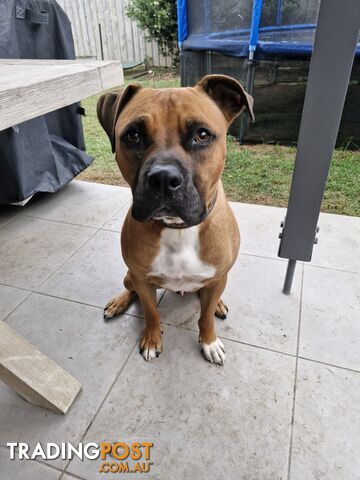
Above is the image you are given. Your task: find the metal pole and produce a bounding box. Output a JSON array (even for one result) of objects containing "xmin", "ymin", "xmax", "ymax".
[
  {"xmin": 98, "ymin": 23, "xmax": 104, "ymax": 61},
  {"xmin": 282, "ymin": 260, "xmax": 296, "ymax": 295},
  {"xmin": 239, "ymin": 53, "xmax": 256, "ymax": 142},
  {"xmin": 276, "ymin": 0, "xmax": 282, "ymax": 26},
  {"xmin": 205, "ymin": 51, "xmax": 212, "ymax": 74},
  {"xmin": 278, "ymin": 0, "xmax": 360, "ymax": 293},
  {"xmin": 239, "ymin": 0, "xmax": 263, "ymax": 142}
]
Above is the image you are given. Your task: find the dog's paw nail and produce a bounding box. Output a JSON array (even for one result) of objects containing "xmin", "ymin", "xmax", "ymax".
[
  {"xmin": 139, "ymin": 347, "xmax": 144, "ymax": 355},
  {"xmin": 155, "ymin": 350, "xmax": 161, "ymax": 358},
  {"xmin": 142, "ymin": 348, "xmax": 157, "ymax": 361},
  {"xmin": 201, "ymin": 338, "xmax": 226, "ymax": 365}
]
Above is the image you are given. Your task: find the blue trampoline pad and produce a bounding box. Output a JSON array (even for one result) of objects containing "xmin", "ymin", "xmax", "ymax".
[{"xmin": 183, "ymin": 27, "xmax": 360, "ymax": 60}]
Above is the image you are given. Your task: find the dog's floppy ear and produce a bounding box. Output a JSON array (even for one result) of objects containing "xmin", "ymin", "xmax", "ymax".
[
  {"xmin": 196, "ymin": 74, "xmax": 254, "ymax": 125},
  {"xmin": 97, "ymin": 84, "xmax": 142, "ymax": 153}
]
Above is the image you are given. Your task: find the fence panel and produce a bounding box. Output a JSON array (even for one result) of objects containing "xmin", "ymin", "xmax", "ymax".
[{"xmin": 57, "ymin": 0, "xmax": 173, "ymax": 66}]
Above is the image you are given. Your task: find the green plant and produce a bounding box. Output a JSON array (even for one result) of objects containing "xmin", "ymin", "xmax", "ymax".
[{"xmin": 126, "ymin": 0, "xmax": 178, "ymax": 61}]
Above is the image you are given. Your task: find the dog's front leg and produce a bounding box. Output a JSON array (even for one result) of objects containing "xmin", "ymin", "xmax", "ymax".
[
  {"xmin": 198, "ymin": 275, "xmax": 227, "ymax": 365},
  {"xmin": 132, "ymin": 275, "xmax": 162, "ymax": 361}
]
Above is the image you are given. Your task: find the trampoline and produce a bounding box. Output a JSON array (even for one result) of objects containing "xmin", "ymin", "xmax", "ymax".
[
  {"xmin": 177, "ymin": 0, "xmax": 360, "ymax": 143},
  {"xmin": 178, "ymin": 0, "xmax": 360, "ymax": 292},
  {"xmin": 178, "ymin": 0, "xmax": 360, "ymax": 60}
]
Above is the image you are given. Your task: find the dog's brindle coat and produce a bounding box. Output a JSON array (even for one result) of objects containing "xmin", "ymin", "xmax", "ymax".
[{"xmin": 97, "ymin": 75, "xmax": 254, "ymax": 365}]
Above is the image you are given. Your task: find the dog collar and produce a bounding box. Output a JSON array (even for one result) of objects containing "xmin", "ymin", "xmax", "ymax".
[{"xmin": 154, "ymin": 191, "xmax": 218, "ymax": 230}]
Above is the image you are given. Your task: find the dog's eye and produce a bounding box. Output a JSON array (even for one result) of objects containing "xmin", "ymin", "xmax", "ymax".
[
  {"xmin": 125, "ymin": 129, "xmax": 141, "ymax": 145},
  {"xmin": 194, "ymin": 128, "xmax": 211, "ymax": 145}
]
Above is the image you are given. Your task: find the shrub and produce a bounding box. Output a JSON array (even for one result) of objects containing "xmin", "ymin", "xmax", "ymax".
[{"xmin": 126, "ymin": 0, "xmax": 178, "ymax": 62}]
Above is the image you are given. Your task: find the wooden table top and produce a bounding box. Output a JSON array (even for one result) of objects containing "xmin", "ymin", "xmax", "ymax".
[{"xmin": 0, "ymin": 59, "xmax": 124, "ymax": 131}]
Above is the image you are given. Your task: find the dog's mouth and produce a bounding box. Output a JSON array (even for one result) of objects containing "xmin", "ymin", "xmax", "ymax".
[
  {"xmin": 132, "ymin": 191, "xmax": 207, "ymax": 227},
  {"xmin": 152, "ymin": 208, "xmax": 189, "ymax": 228},
  {"xmin": 132, "ymin": 190, "xmax": 218, "ymax": 229},
  {"xmin": 153, "ymin": 209, "xmax": 184, "ymax": 223},
  {"xmin": 134, "ymin": 203, "xmax": 190, "ymax": 228}
]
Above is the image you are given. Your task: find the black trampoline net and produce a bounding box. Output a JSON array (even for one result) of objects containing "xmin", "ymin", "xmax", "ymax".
[{"xmin": 187, "ymin": 0, "xmax": 321, "ymax": 36}]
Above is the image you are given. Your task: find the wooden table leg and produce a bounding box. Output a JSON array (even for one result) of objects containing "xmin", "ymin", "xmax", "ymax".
[{"xmin": 0, "ymin": 321, "xmax": 81, "ymax": 414}]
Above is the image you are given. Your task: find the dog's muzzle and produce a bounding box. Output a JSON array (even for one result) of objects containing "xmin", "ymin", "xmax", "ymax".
[{"xmin": 131, "ymin": 160, "xmax": 206, "ymax": 226}]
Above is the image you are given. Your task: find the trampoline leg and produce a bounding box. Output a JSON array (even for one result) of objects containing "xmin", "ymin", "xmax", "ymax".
[
  {"xmin": 245, "ymin": 59, "xmax": 256, "ymax": 97},
  {"xmin": 239, "ymin": 58, "xmax": 256, "ymax": 142},
  {"xmin": 205, "ymin": 51, "xmax": 212, "ymax": 75},
  {"xmin": 282, "ymin": 259, "xmax": 297, "ymax": 295}
]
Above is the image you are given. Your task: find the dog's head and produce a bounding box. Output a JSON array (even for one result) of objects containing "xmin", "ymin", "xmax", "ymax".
[{"xmin": 97, "ymin": 75, "xmax": 254, "ymax": 227}]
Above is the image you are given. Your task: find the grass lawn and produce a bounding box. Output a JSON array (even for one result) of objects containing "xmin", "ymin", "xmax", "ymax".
[{"xmin": 79, "ymin": 71, "xmax": 360, "ymax": 217}]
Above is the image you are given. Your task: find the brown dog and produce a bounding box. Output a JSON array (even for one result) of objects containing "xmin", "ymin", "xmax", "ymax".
[{"xmin": 97, "ymin": 75, "xmax": 254, "ymax": 365}]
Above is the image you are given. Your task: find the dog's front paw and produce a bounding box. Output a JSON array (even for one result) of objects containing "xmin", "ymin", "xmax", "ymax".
[
  {"xmin": 139, "ymin": 328, "xmax": 162, "ymax": 361},
  {"xmin": 201, "ymin": 337, "xmax": 225, "ymax": 365},
  {"xmin": 103, "ymin": 291, "xmax": 136, "ymax": 321}
]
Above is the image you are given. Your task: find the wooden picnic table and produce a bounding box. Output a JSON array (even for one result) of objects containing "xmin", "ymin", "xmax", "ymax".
[
  {"xmin": 0, "ymin": 59, "xmax": 123, "ymax": 414},
  {"xmin": 0, "ymin": 59, "xmax": 123, "ymax": 131}
]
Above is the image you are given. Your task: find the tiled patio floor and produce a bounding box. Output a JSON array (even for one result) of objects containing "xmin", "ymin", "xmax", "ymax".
[{"xmin": 0, "ymin": 180, "xmax": 359, "ymax": 480}]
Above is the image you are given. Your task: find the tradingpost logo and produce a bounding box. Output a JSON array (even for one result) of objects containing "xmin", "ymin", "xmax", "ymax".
[{"xmin": 7, "ymin": 441, "xmax": 154, "ymax": 474}]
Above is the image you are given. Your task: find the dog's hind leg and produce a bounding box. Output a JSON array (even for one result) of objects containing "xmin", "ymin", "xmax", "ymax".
[
  {"xmin": 103, "ymin": 271, "xmax": 137, "ymax": 321},
  {"xmin": 196, "ymin": 291, "xmax": 228, "ymax": 320},
  {"xmin": 215, "ymin": 298, "xmax": 229, "ymax": 320}
]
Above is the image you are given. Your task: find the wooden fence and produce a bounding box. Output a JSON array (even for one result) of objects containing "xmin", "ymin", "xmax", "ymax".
[{"xmin": 57, "ymin": 0, "xmax": 173, "ymax": 67}]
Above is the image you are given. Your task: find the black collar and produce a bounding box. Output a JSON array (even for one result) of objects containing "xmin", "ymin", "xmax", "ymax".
[{"xmin": 154, "ymin": 191, "xmax": 218, "ymax": 230}]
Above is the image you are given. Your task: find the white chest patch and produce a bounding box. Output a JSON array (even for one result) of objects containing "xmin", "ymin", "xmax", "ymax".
[{"xmin": 148, "ymin": 226, "xmax": 216, "ymax": 292}]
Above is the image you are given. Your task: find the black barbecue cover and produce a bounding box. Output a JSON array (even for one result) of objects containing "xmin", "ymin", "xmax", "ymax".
[{"xmin": 0, "ymin": 0, "xmax": 93, "ymax": 204}]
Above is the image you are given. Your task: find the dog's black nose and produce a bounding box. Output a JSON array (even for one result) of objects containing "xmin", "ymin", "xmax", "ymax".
[{"xmin": 147, "ymin": 164, "xmax": 183, "ymax": 194}]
